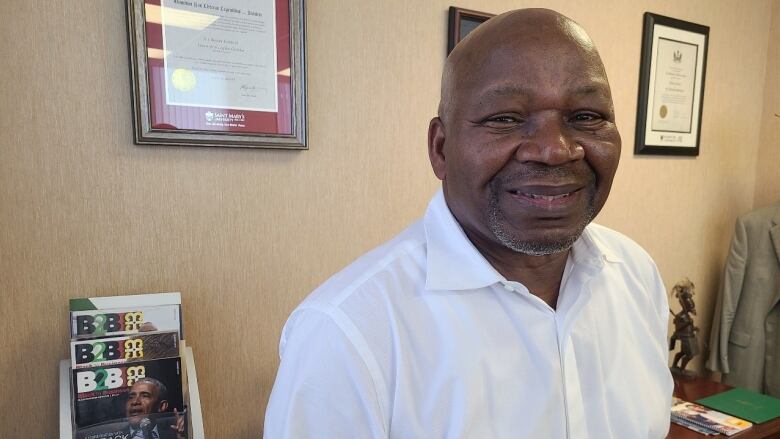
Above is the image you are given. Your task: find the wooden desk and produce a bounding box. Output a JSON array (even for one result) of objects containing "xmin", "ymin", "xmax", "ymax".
[{"xmin": 667, "ymin": 375, "xmax": 780, "ymax": 439}]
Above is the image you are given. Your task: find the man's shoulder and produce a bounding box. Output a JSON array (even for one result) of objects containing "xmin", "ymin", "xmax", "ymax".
[
  {"xmin": 278, "ymin": 219, "xmax": 428, "ymax": 363},
  {"xmin": 300, "ymin": 219, "xmax": 427, "ymax": 310}
]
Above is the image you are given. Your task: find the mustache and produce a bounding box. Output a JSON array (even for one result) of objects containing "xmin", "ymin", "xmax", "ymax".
[{"xmin": 491, "ymin": 164, "xmax": 596, "ymax": 186}]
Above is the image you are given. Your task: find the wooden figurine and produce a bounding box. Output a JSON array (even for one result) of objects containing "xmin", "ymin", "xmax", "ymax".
[{"xmin": 670, "ymin": 279, "xmax": 700, "ymax": 376}]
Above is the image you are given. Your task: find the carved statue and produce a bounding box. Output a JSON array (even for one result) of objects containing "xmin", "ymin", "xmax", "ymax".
[{"xmin": 669, "ymin": 279, "xmax": 700, "ymax": 376}]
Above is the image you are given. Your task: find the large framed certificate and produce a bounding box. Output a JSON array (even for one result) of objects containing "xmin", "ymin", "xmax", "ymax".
[
  {"xmin": 635, "ymin": 13, "xmax": 708, "ymax": 156},
  {"xmin": 127, "ymin": 0, "xmax": 306, "ymax": 149}
]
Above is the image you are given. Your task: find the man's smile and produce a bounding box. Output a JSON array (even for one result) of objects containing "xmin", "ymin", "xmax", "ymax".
[{"xmin": 504, "ymin": 183, "xmax": 588, "ymax": 211}]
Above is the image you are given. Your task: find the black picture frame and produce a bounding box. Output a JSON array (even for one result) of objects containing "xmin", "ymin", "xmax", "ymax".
[
  {"xmin": 635, "ymin": 12, "xmax": 709, "ymax": 156},
  {"xmin": 447, "ymin": 7, "xmax": 494, "ymax": 55}
]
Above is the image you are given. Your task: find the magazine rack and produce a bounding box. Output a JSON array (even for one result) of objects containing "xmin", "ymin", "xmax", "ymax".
[{"xmin": 60, "ymin": 346, "xmax": 205, "ymax": 439}]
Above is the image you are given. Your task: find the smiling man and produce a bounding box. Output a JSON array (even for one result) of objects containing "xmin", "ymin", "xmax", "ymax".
[{"xmin": 265, "ymin": 9, "xmax": 673, "ymax": 438}]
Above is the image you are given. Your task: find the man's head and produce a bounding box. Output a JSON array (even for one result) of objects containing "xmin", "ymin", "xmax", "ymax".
[
  {"xmin": 126, "ymin": 378, "xmax": 169, "ymax": 428},
  {"xmin": 429, "ymin": 9, "xmax": 620, "ymax": 257}
]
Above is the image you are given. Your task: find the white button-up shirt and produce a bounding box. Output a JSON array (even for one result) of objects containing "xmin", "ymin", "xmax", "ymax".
[{"xmin": 265, "ymin": 190, "xmax": 673, "ymax": 438}]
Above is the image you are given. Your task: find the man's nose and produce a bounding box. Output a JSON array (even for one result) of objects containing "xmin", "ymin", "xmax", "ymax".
[{"xmin": 514, "ymin": 114, "xmax": 584, "ymax": 165}]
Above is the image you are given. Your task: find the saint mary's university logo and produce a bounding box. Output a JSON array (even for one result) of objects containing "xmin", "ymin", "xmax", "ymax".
[{"xmin": 203, "ymin": 111, "xmax": 246, "ymax": 127}]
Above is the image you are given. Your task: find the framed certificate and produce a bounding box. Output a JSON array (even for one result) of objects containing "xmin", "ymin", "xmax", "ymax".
[
  {"xmin": 127, "ymin": 0, "xmax": 306, "ymax": 149},
  {"xmin": 635, "ymin": 13, "xmax": 708, "ymax": 156},
  {"xmin": 447, "ymin": 7, "xmax": 493, "ymax": 55}
]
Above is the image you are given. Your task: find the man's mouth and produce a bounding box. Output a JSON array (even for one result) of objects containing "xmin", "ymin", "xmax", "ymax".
[
  {"xmin": 509, "ymin": 190, "xmax": 575, "ymax": 201},
  {"xmin": 505, "ymin": 185, "xmax": 585, "ymax": 210}
]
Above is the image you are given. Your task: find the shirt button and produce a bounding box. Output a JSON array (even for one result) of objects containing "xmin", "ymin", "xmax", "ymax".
[{"xmin": 503, "ymin": 284, "xmax": 513, "ymax": 292}]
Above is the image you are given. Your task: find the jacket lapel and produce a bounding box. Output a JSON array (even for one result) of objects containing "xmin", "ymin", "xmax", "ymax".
[{"xmin": 771, "ymin": 208, "xmax": 780, "ymax": 267}]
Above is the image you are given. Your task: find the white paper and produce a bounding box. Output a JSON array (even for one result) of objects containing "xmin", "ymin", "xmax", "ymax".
[
  {"xmin": 161, "ymin": 0, "xmax": 278, "ymax": 112},
  {"xmin": 650, "ymin": 38, "xmax": 697, "ymax": 133},
  {"xmin": 644, "ymin": 24, "xmax": 706, "ymax": 148}
]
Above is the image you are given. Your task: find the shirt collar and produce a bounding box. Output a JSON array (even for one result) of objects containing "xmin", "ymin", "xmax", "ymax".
[
  {"xmin": 424, "ymin": 189, "xmax": 505, "ymax": 291},
  {"xmin": 575, "ymin": 223, "xmax": 623, "ymax": 266},
  {"xmin": 424, "ymin": 189, "xmax": 620, "ymax": 291}
]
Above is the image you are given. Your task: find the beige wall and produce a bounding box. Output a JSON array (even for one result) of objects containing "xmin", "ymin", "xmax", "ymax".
[
  {"xmin": 0, "ymin": 0, "xmax": 775, "ymax": 437},
  {"xmin": 755, "ymin": 0, "xmax": 780, "ymax": 208}
]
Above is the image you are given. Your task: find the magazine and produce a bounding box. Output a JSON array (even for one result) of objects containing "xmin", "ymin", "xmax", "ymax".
[
  {"xmin": 71, "ymin": 331, "xmax": 180, "ymax": 369},
  {"xmin": 71, "ymin": 305, "xmax": 182, "ymax": 339},
  {"xmin": 671, "ymin": 399, "xmax": 752, "ymax": 436},
  {"xmin": 670, "ymin": 416, "xmax": 719, "ymax": 435},
  {"xmin": 72, "ymin": 356, "xmax": 184, "ymax": 430},
  {"xmin": 69, "ymin": 292, "xmax": 181, "ymax": 312}
]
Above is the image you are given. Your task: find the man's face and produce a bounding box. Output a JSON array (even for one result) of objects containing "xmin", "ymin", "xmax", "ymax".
[
  {"xmin": 431, "ymin": 29, "xmax": 621, "ymax": 257},
  {"xmin": 126, "ymin": 381, "xmax": 163, "ymax": 427}
]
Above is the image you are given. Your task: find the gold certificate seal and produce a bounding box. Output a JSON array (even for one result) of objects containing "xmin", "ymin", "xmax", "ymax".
[
  {"xmin": 171, "ymin": 68, "xmax": 197, "ymax": 92},
  {"xmin": 659, "ymin": 105, "xmax": 668, "ymax": 119}
]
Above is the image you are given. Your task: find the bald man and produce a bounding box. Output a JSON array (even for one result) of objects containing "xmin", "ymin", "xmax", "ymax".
[{"xmin": 265, "ymin": 9, "xmax": 673, "ymax": 438}]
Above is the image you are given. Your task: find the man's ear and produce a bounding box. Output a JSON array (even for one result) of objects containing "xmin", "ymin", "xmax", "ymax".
[
  {"xmin": 428, "ymin": 117, "xmax": 447, "ymax": 181},
  {"xmin": 158, "ymin": 400, "xmax": 169, "ymax": 412}
]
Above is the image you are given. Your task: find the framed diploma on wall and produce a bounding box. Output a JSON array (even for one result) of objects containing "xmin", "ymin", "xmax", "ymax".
[
  {"xmin": 127, "ymin": 0, "xmax": 306, "ymax": 149},
  {"xmin": 635, "ymin": 13, "xmax": 708, "ymax": 156}
]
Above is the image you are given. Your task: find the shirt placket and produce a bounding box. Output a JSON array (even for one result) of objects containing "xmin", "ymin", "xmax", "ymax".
[
  {"xmin": 556, "ymin": 259, "xmax": 600, "ymax": 439},
  {"xmin": 499, "ymin": 280, "xmax": 568, "ymax": 437}
]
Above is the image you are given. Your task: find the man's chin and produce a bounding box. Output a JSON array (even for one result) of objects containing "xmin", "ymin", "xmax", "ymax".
[
  {"xmin": 488, "ymin": 207, "xmax": 594, "ymax": 255},
  {"xmin": 506, "ymin": 235, "xmax": 579, "ymax": 256},
  {"xmin": 489, "ymin": 221, "xmax": 585, "ymax": 256}
]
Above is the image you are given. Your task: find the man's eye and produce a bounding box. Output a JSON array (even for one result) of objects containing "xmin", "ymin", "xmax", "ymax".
[
  {"xmin": 483, "ymin": 115, "xmax": 523, "ymax": 128},
  {"xmin": 571, "ymin": 112, "xmax": 603, "ymax": 123}
]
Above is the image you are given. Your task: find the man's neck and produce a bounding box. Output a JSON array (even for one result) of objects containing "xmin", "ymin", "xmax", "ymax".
[{"xmin": 499, "ymin": 252, "xmax": 569, "ymax": 309}]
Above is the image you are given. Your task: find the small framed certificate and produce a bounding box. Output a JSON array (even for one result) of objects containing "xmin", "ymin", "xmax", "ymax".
[
  {"xmin": 447, "ymin": 7, "xmax": 494, "ymax": 55},
  {"xmin": 635, "ymin": 13, "xmax": 709, "ymax": 156},
  {"xmin": 127, "ymin": 0, "xmax": 306, "ymax": 149}
]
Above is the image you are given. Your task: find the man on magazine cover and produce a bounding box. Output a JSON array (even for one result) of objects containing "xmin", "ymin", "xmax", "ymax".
[
  {"xmin": 125, "ymin": 378, "xmax": 185, "ymax": 439},
  {"xmin": 265, "ymin": 8, "xmax": 673, "ymax": 438}
]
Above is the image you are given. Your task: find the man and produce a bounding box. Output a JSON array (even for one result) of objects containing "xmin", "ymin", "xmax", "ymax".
[
  {"xmin": 125, "ymin": 378, "xmax": 185, "ymax": 439},
  {"xmin": 265, "ymin": 8, "xmax": 673, "ymax": 438}
]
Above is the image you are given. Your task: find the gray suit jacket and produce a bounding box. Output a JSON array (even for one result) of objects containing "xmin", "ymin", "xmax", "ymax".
[{"xmin": 706, "ymin": 204, "xmax": 780, "ymax": 396}]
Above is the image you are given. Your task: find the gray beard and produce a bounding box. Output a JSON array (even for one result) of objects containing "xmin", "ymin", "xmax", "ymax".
[{"xmin": 486, "ymin": 174, "xmax": 597, "ymax": 256}]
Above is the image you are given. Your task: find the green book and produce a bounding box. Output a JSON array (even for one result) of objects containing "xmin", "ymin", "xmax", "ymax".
[{"xmin": 697, "ymin": 387, "xmax": 780, "ymax": 424}]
